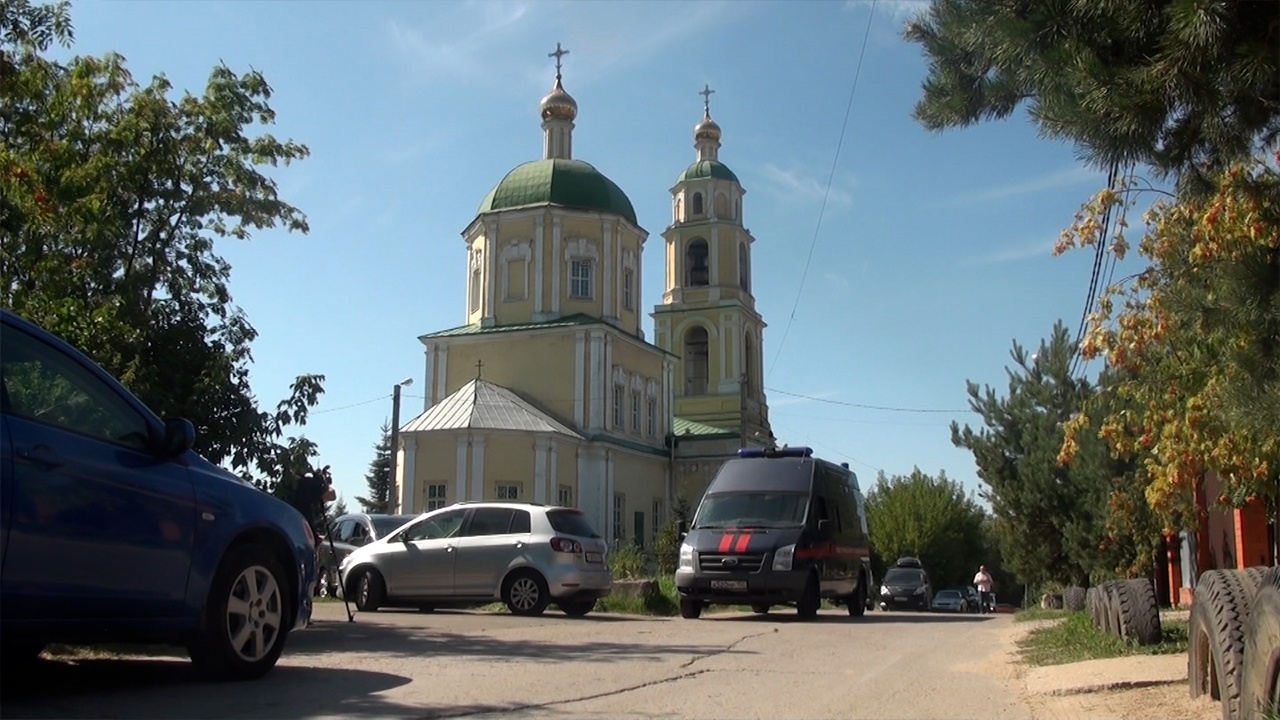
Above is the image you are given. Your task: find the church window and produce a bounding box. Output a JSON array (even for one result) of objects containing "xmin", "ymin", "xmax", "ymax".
[
  {"xmin": 675, "ymin": 196, "xmax": 684, "ymax": 223},
  {"xmin": 613, "ymin": 493, "xmax": 626, "ymax": 545},
  {"xmin": 630, "ymin": 389, "xmax": 641, "ymax": 432},
  {"xmin": 684, "ymin": 326, "xmax": 709, "ymax": 395},
  {"xmin": 623, "ymin": 268, "xmax": 634, "ymax": 310},
  {"xmin": 570, "ymin": 259, "xmax": 592, "ymax": 298},
  {"xmin": 686, "ymin": 239, "xmax": 709, "ymax": 287},
  {"xmin": 469, "ymin": 267, "xmax": 481, "ymax": 312},
  {"xmin": 691, "ymin": 192, "xmax": 704, "ymax": 216},
  {"xmin": 558, "ymin": 484, "xmax": 573, "ymax": 507},
  {"xmin": 738, "ymin": 242, "xmax": 749, "ymax": 291},
  {"xmin": 504, "ymin": 258, "xmax": 527, "ymax": 301},
  {"xmin": 612, "ymin": 383, "xmax": 625, "ymax": 428},
  {"xmin": 647, "ymin": 397, "xmax": 657, "ymax": 437},
  {"xmin": 714, "ymin": 192, "xmax": 729, "ymax": 218},
  {"xmin": 497, "ymin": 483, "xmax": 521, "ymax": 500},
  {"xmin": 426, "ymin": 483, "xmax": 447, "ymax": 511},
  {"xmin": 652, "ymin": 500, "xmax": 663, "ymax": 544}
]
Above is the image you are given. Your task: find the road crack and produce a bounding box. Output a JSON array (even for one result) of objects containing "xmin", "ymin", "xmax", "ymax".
[{"xmin": 678, "ymin": 628, "xmax": 774, "ymax": 669}]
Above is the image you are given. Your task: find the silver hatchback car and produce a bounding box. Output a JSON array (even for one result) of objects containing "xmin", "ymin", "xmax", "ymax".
[{"xmin": 338, "ymin": 502, "xmax": 612, "ymax": 617}]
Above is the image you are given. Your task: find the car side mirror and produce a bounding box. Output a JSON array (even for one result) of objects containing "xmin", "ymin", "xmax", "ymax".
[
  {"xmin": 154, "ymin": 418, "xmax": 195, "ymax": 459},
  {"xmin": 677, "ymin": 520, "xmax": 688, "ymax": 537},
  {"xmin": 817, "ymin": 518, "xmax": 831, "ymax": 535}
]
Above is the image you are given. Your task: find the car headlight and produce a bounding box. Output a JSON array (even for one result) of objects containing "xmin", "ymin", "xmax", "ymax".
[
  {"xmin": 880, "ymin": 585, "xmax": 891, "ymax": 595},
  {"xmin": 772, "ymin": 544, "xmax": 795, "ymax": 571},
  {"xmin": 914, "ymin": 586, "xmax": 926, "ymax": 595},
  {"xmin": 678, "ymin": 543, "xmax": 695, "ymax": 570}
]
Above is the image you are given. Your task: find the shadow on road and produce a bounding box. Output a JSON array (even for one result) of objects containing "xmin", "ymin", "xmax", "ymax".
[
  {"xmin": 0, "ymin": 658, "xmax": 416, "ymax": 719},
  {"xmin": 700, "ymin": 610, "xmax": 1002, "ymax": 624}
]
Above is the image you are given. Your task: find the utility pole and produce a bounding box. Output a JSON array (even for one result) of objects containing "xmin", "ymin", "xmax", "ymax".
[{"xmin": 388, "ymin": 376, "xmax": 413, "ymax": 513}]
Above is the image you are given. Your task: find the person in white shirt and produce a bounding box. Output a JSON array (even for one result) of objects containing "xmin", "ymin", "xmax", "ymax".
[{"xmin": 973, "ymin": 565, "xmax": 994, "ymax": 614}]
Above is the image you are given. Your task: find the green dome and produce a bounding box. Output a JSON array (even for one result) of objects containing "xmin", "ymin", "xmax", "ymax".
[
  {"xmin": 677, "ymin": 159, "xmax": 739, "ymax": 184},
  {"xmin": 477, "ymin": 158, "xmax": 637, "ymax": 226}
]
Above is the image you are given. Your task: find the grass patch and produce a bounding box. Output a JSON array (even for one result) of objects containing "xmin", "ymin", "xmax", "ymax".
[
  {"xmin": 42, "ymin": 643, "xmax": 187, "ymax": 660},
  {"xmin": 598, "ymin": 575, "xmax": 678, "ymax": 616},
  {"xmin": 1018, "ymin": 611, "xmax": 1189, "ymax": 666},
  {"xmin": 1014, "ymin": 606, "xmax": 1071, "ymax": 623}
]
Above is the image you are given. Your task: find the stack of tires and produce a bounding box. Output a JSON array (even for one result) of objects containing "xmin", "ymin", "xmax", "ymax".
[
  {"xmin": 1188, "ymin": 566, "xmax": 1280, "ymax": 720},
  {"xmin": 1084, "ymin": 578, "xmax": 1163, "ymax": 646}
]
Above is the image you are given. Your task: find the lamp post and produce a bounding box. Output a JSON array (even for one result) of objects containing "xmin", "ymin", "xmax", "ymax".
[{"xmin": 388, "ymin": 376, "xmax": 413, "ymax": 513}]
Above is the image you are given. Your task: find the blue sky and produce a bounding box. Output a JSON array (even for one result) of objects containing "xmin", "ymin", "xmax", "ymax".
[{"xmin": 62, "ymin": 0, "xmax": 1143, "ymax": 506}]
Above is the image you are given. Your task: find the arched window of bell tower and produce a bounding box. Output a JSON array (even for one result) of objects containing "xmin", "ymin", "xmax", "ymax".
[
  {"xmin": 744, "ymin": 331, "xmax": 755, "ymax": 393},
  {"xmin": 675, "ymin": 196, "xmax": 684, "ymax": 223},
  {"xmin": 684, "ymin": 326, "xmax": 709, "ymax": 395},
  {"xmin": 691, "ymin": 192, "xmax": 704, "ymax": 216},
  {"xmin": 738, "ymin": 241, "xmax": 749, "ymax": 292},
  {"xmin": 686, "ymin": 239, "xmax": 709, "ymax": 287}
]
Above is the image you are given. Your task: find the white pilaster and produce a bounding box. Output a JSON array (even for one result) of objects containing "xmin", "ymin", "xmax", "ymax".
[
  {"xmin": 436, "ymin": 345, "xmax": 449, "ymax": 402},
  {"xmin": 550, "ymin": 441, "xmax": 560, "ymax": 505},
  {"xmin": 483, "ymin": 221, "xmax": 497, "ymax": 325},
  {"xmin": 588, "ymin": 331, "xmax": 604, "ymax": 429},
  {"xmin": 574, "ymin": 330, "xmax": 585, "ymax": 427},
  {"xmin": 399, "ymin": 435, "xmax": 417, "ymax": 514},
  {"xmin": 605, "ymin": 450, "xmax": 616, "ymax": 542},
  {"xmin": 534, "ymin": 218, "xmax": 545, "ymax": 317},
  {"xmin": 710, "ymin": 225, "xmax": 719, "ymax": 286},
  {"xmin": 534, "ymin": 437, "xmax": 548, "ymax": 504},
  {"xmin": 471, "ymin": 434, "xmax": 486, "ymax": 500},
  {"xmin": 423, "ymin": 343, "xmax": 435, "ymax": 410},
  {"xmin": 551, "ymin": 218, "xmax": 562, "ymax": 315},
  {"xmin": 455, "ymin": 434, "xmax": 468, "ymax": 502},
  {"xmin": 602, "ymin": 220, "xmax": 614, "ymax": 320}
]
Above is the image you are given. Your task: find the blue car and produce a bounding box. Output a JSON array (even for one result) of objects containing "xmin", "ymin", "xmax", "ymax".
[{"xmin": 0, "ymin": 310, "xmax": 316, "ymax": 680}]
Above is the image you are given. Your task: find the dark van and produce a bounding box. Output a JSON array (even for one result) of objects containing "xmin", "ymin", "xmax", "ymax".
[{"xmin": 674, "ymin": 446, "xmax": 872, "ymax": 620}]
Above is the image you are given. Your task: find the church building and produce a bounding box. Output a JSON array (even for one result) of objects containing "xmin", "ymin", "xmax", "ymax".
[{"xmin": 393, "ymin": 45, "xmax": 775, "ymax": 548}]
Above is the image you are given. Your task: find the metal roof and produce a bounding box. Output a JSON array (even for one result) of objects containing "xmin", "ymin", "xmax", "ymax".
[
  {"xmin": 400, "ymin": 379, "xmax": 582, "ymax": 438},
  {"xmin": 672, "ymin": 416, "xmax": 736, "ymax": 438},
  {"xmin": 476, "ymin": 158, "xmax": 637, "ymax": 226}
]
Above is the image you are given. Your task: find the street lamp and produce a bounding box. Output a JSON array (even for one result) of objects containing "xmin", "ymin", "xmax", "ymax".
[{"xmin": 388, "ymin": 376, "xmax": 413, "ymax": 513}]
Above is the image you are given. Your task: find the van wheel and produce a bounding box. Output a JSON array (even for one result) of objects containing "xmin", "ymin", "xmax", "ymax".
[
  {"xmin": 751, "ymin": 604, "xmax": 770, "ymax": 614},
  {"xmin": 797, "ymin": 575, "xmax": 820, "ymax": 620},
  {"xmin": 847, "ymin": 577, "xmax": 868, "ymax": 617},
  {"xmin": 680, "ymin": 598, "xmax": 704, "ymax": 619}
]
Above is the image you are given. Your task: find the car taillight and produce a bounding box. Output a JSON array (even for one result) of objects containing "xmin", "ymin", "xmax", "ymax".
[{"xmin": 550, "ymin": 537, "xmax": 583, "ymax": 553}]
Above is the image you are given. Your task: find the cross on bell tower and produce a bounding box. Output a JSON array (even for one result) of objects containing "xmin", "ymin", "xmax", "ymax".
[
  {"xmin": 549, "ymin": 42, "xmax": 569, "ymax": 81},
  {"xmin": 699, "ymin": 84, "xmax": 715, "ymax": 116}
]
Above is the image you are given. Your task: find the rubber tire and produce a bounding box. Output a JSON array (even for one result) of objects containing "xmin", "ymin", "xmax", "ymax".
[
  {"xmin": 316, "ymin": 567, "xmax": 338, "ymax": 598},
  {"xmin": 796, "ymin": 575, "xmax": 820, "ymax": 621},
  {"xmin": 1116, "ymin": 578, "xmax": 1162, "ymax": 646},
  {"xmin": 1187, "ymin": 569, "xmax": 1255, "ymax": 719},
  {"xmin": 1064, "ymin": 585, "xmax": 1088, "ymax": 613},
  {"xmin": 1087, "ymin": 586, "xmax": 1101, "ymax": 628},
  {"xmin": 189, "ymin": 544, "xmax": 292, "ymax": 681},
  {"xmin": 847, "ymin": 576, "xmax": 868, "ymax": 617},
  {"xmin": 1101, "ymin": 581, "xmax": 1123, "ymax": 637},
  {"xmin": 751, "ymin": 604, "xmax": 770, "ymax": 614},
  {"xmin": 353, "ymin": 568, "xmax": 385, "ymax": 612},
  {"xmin": 559, "ymin": 599, "xmax": 596, "ymax": 617},
  {"xmin": 1241, "ymin": 568, "xmax": 1280, "ymax": 720},
  {"xmin": 680, "ymin": 597, "xmax": 703, "ymax": 619},
  {"xmin": 502, "ymin": 569, "xmax": 551, "ymax": 617},
  {"xmin": 417, "ymin": 604, "xmax": 436, "ymax": 613}
]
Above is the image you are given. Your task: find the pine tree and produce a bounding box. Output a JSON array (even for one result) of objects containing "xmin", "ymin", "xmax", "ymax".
[
  {"xmin": 356, "ymin": 423, "xmax": 393, "ymax": 514},
  {"xmin": 904, "ymin": 0, "xmax": 1279, "ymax": 185}
]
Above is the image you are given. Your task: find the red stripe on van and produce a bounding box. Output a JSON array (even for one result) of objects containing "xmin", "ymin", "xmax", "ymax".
[
  {"xmin": 718, "ymin": 533, "xmax": 735, "ymax": 552},
  {"xmin": 734, "ymin": 529, "xmax": 753, "ymax": 553}
]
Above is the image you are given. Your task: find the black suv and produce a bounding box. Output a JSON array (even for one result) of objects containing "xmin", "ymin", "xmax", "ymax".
[
  {"xmin": 878, "ymin": 556, "xmax": 933, "ymax": 611},
  {"xmin": 316, "ymin": 513, "xmax": 417, "ymax": 597}
]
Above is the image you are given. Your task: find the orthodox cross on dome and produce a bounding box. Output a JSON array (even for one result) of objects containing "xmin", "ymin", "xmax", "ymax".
[
  {"xmin": 699, "ymin": 83, "xmax": 715, "ymax": 115},
  {"xmin": 475, "ymin": 359, "xmax": 484, "ymax": 379},
  {"xmin": 549, "ymin": 42, "xmax": 569, "ymax": 81}
]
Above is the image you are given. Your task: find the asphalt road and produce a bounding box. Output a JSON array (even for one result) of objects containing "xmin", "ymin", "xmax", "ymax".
[{"xmin": 2, "ymin": 602, "xmax": 1037, "ymax": 720}]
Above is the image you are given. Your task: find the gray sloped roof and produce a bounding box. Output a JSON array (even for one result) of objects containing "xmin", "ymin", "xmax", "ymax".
[{"xmin": 400, "ymin": 379, "xmax": 582, "ymax": 438}]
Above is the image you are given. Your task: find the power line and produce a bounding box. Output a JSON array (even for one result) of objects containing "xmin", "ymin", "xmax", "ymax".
[
  {"xmin": 766, "ymin": 0, "xmax": 878, "ymax": 382},
  {"xmin": 1069, "ymin": 160, "xmax": 1121, "ymax": 379},
  {"xmin": 313, "ymin": 394, "xmax": 392, "ymax": 415},
  {"xmin": 765, "ymin": 386, "xmax": 974, "ymax": 414}
]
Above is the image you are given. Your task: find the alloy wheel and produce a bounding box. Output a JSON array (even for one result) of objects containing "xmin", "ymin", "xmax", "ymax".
[{"xmin": 224, "ymin": 564, "xmax": 282, "ymax": 663}]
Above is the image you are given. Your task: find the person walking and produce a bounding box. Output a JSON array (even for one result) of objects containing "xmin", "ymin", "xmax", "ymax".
[{"xmin": 973, "ymin": 565, "xmax": 994, "ymax": 614}]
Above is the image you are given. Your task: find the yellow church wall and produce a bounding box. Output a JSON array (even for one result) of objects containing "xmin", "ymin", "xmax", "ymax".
[
  {"xmin": 482, "ymin": 433, "xmax": 537, "ymax": 500},
  {"xmin": 610, "ymin": 449, "xmax": 669, "ymax": 548},
  {"xmin": 409, "ymin": 433, "xmax": 458, "ymax": 509},
  {"xmin": 441, "ymin": 333, "xmax": 580, "ymax": 426}
]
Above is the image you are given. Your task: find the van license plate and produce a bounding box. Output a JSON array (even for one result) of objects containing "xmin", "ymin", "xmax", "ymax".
[
  {"xmin": 585, "ymin": 552, "xmax": 602, "ymax": 563},
  {"xmin": 711, "ymin": 580, "xmax": 747, "ymax": 591}
]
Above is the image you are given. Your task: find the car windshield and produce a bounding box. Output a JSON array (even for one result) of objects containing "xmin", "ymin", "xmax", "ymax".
[
  {"xmin": 546, "ymin": 509, "xmax": 601, "ymax": 538},
  {"xmin": 371, "ymin": 515, "xmax": 417, "ymax": 539},
  {"xmin": 692, "ymin": 492, "xmax": 807, "ymax": 529},
  {"xmin": 936, "ymin": 590, "xmax": 961, "ymax": 600},
  {"xmin": 883, "ymin": 568, "xmax": 925, "ymax": 585}
]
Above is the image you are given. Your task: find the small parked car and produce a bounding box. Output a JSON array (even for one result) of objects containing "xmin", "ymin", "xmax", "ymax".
[
  {"xmin": 930, "ymin": 589, "xmax": 970, "ymax": 613},
  {"xmin": 879, "ymin": 558, "xmax": 933, "ymax": 611},
  {"xmin": 0, "ymin": 310, "xmax": 316, "ymax": 680},
  {"xmin": 339, "ymin": 501, "xmax": 611, "ymax": 617},
  {"xmin": 960, "ymin": 585, "xmax": 982, "ymax": 612},
  {"xmin": 316, "ymin": 512, "xmax": 417, "ymax": 597}
]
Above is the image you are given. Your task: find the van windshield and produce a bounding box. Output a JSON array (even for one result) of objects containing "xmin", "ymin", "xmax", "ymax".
[{"xmin": 692, "ymin": 492, "xmax": 808, "ymax": 529}]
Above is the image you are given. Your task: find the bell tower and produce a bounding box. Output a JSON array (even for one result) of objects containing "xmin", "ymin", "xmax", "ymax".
[{"xmin": 652, "ymin": 86, "xmax": 772, "ymax": 445}]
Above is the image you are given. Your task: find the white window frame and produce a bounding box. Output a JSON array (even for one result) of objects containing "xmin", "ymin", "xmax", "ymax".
[
  {"xmin": 426, "ymin": 483, "xmax": 447, "ymax": 511},
  {"xmin": 558, "ymin": 484, "xmax": 573, "ymax": 507},
  {"xmin": 570, "ymin": 258, "xmax": 592, "ymax": 299},
  {"xmin": 612, "ymin": 384, "xmax": 625, "ymax": 428},
  {"xmin": 613, "ymin": 492, "xmax": 625, "ymax": 545},
  {"xmin": 630, "ymin": 389, "xmax": 641, "ymax": 433},
  {"xmin": 497, "ymin": 483, "xmax": 521, "ymax": 501},
  {"xmin": 623, "ymin": 267, "xmax": 634, "ymax": 311},
  {"xmin": 652, "ymin": 499, "xmax": 663, "ymax": 544},
  {"xmin": 647, "ymin": 396, "xmax": 657, "ymax": 437}
]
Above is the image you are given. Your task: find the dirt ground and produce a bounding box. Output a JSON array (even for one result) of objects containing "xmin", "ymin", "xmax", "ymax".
[{"xmin": 1000, "ymin": 618, "xmax": 1221, "ymax": 720}]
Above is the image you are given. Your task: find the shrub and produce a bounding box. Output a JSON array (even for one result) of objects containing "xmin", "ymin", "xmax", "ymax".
[{"xmin": 609, "ymin": 544, "xmax": 647, "ymax": 579}]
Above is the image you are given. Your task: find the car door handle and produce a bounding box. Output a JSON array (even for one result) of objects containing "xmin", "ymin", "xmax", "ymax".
[
  {"xmin": 513, "ymin": 541, "xmax": 525, "ymax": 549},
  {"xmin": 16, "ymin": 444, "xmax": 63, "ymax": 469},
  {"xmin": 444, "ymin": 545, "xmax": 455, "ymax": 553}
]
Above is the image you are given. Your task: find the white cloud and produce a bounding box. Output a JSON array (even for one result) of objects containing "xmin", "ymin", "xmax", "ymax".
[
  {"xmin": 385, "ymin": 1, "xmax": 536, "ymax": 87},
  {"xmin": 944, "ymin": 165, "xmax": 1104, "ymax": 205},
  {"xmin": 962, "ymin": 237, "xmax": 1057, "ymax": 266},
  {"xmin": 755, "ymin": 163, "xmax": 855, "ymax": 209},
  {"xmin": 824, "ymin": 271, "xmax": 852, "ymax": 292}
]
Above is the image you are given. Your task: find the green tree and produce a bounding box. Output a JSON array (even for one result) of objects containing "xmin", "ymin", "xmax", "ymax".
[
  {"xmin": 1, "ymin": 1, "xmax": 322, "ymax": 491},
  {"xmin": 864, "ymin": 467, "xmax": 988, "ymax": 588},
  {"xmin": 904, "ymin": 0, "xmax": 1280, "ymax": 184},
  {"xmin": 952, "ymin": 321, "xmax": 1141, "ymax": 588},
  {"xmin": 357, "ymin": 423, "xmax": 394, "ymax": 514}
]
